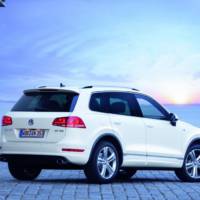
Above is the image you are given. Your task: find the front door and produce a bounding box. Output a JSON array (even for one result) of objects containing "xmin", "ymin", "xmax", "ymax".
[{"xmin": 135, "ymin": 94, "xmax": 183, "ymax": 167}]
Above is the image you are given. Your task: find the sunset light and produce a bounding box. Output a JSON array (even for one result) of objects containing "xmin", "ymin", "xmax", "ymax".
[
  {"xmin": 151, "ymin": 83, "xmax": 199, "ymax": 105},
  {"xmin": 169, "ymin": 93, "xmax": 191, "ymax": 105},
  {"xmin": 154, "ymin": 92, "xmax": 192, "ymax": 105}
]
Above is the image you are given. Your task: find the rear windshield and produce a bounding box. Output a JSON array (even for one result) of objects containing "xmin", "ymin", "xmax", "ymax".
[{"xmin": 12, "ymin": 91, "xmax": 79, "ymax": 112}]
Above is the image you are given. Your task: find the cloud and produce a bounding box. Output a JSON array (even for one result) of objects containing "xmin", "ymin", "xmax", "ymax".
[{"xmin": 1, "ymin": 0, "xmax": 200, "ymax": 103}]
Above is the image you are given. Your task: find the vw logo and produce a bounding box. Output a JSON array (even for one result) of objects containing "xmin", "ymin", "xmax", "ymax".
[{"xmin": 28, "ymin": 119, "xmax": 34, "ymax": 126}]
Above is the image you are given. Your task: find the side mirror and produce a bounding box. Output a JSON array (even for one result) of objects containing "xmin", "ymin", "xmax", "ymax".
[{"xmin": 169, "ymin": 113, "xmax": 178, "ymax": 126}]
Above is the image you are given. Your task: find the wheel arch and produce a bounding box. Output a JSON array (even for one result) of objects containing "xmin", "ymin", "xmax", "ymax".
[
  {"xmin": 185, "ymin": 137, "xmax": 200, "ymax": 156},
  {"xmin": 88, "ymin": 133, "xmax": 124, "ymax": 166}
]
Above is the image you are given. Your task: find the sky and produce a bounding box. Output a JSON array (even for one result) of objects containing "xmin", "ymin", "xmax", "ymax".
[{"xmin": 0, "ymin": 0, "xmax": 200, "ymax": 104}]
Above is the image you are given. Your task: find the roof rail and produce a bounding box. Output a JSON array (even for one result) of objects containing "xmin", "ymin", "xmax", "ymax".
[
  {"xmin": 38, "ymin": 86, "xmax": 47, "ymax": 89},
  {"xmin": 82, "ymin": 85, "xmax": 93, "ymax": 89},
  {"xmin": 132, "ymin": 88, "xmax": 139, "ymax": 91},
  {"xmin": 82, "ymin": 85, "xmax": 139, "ymax": 91}
]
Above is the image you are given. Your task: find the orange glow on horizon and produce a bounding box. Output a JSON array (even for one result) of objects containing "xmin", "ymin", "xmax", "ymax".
[
  {"xmin": 149, "ymin": 91, "xmax": 200, "ymax": 105},
  {"xmin": 156, "ymin": 94, "xmax": 200, "ymax": 105}
]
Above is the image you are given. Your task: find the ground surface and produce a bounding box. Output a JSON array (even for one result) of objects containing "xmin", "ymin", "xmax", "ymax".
[{"xmin": 0, "ymin": 163, "xmax": 200, "ymax": 200}]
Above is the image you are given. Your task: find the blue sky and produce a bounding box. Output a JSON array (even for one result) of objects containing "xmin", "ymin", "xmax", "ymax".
[{"xmin": 0, "ymin": 0, "xmax": 200, "ymax": 104}]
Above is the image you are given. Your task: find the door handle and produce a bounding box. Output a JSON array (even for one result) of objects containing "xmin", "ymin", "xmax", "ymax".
[
  {"xmin": 113, "ymin": 122, "xmax": 121, "ymax": 125},
  {"xmin": 146, "ymin": 125, "xmax": 154, "ymax": 128}
]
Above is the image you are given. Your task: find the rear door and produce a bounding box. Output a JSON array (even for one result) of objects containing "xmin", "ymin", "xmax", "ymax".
[
  {"xmin": 107, "ymin": 92, "xmax": 147, "ymax": 166},
  {"xmin": 4, "ymin": 90, "xmax": 79, "ymax": 143}
]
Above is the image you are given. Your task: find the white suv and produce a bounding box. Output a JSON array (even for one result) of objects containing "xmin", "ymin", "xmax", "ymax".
[{"xmin": 1, "ymin": 85, "xmax": 200, "ymax": 183}]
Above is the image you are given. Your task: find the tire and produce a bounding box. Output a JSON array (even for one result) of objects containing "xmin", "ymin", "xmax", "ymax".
[
  {"xmin": 84, "ymin": 141, "xmax": 120, "ymax": 183},
  {"xmin": 117, "ymin": 168, "xmax": 137, "ymax": 179},
  {"xmin": 8, "ymin": 162, "xmax": 41, "ymax": 181},
  {"xmin": 175, "ymin": 144, "xmax": 200, "ymax": 182}
]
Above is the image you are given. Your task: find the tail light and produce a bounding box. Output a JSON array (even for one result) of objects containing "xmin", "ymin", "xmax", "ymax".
[
  {"xmin": 2, "ymin": 116, "xmax": 12, "ymax": 126},
  {"xmin": 52, "ymin": 116, "xmax": 86, "ymax": 128}
]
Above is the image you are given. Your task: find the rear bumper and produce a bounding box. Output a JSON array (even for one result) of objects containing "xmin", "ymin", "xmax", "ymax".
[
  {"xmin": 0, "ymin": 141, "xmax": 90, "ymax": 165},
  {"xmin": 0, "ymin": 154, "xmax": 83, "ymax": 169}
]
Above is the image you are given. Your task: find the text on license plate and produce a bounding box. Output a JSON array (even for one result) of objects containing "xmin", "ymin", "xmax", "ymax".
[{"xmin": 19, "ymin": 129, "xmax": 45, "ymax": 138}]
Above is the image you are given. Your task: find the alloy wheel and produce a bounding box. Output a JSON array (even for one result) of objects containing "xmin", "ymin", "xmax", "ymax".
[
  {"xmin": 185, "ymin": 149, "xmax": 200, "ymax": 179},
  {"xmin": 97, "ymin": 146, "xmax": 117, "ymax": 179}
]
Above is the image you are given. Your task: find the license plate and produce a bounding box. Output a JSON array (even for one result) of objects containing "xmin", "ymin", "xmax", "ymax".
[{"xmin": 19, "ymin": 129, "xmax": 45, "ymax": 138}]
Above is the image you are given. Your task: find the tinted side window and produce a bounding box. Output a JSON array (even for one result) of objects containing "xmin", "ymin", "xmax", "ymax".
[
  {"xmin": 89, "ymin": 93, "xmax": 109, "ymax": 113},
  {"xmin": 90, "ymin": 92, "xmax": 140, "ymax": 117},
  {"xmin": 135, "ymin": 94, "xmax": 169, "ymax": 120},
  {"xmin": 108, "ymin": 93, "xmax": 135, "ymax": 116}
]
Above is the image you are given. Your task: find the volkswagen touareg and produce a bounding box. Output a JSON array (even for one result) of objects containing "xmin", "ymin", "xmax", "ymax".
[{"xmin": 1, "ymin": 85, "xmax": 200, "ymax": 183}]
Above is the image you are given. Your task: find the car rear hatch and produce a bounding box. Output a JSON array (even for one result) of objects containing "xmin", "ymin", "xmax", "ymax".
[{"xmin": 2, "ymin": 88, "xmax": 79, "ymax": 143}]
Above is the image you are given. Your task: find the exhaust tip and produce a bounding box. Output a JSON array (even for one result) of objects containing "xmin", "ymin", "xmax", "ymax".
[{"xmin": 56, "ymin": 158, "xmax": 67, "ymax": 165}]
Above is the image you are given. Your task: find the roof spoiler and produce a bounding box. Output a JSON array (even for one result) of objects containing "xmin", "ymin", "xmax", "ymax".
[{"xmin": 24, "ymin": 89, "xmax": 60, "ymax": 94}]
